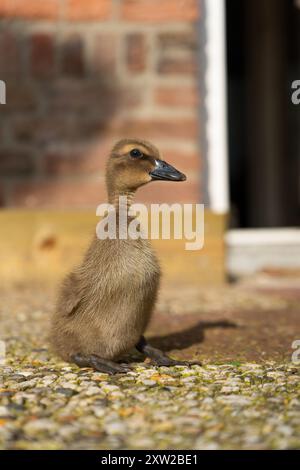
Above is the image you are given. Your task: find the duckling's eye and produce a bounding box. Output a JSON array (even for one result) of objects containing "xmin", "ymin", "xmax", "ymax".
[{"xmin": 130, "ymin": 148, "xmax": 143, "ymax": 158}]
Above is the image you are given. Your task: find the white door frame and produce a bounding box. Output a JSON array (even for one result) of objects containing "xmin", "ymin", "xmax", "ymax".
[
  {"xmin": 203, "ymin": 0, "xmax": 300, "ymax": 276},
  {"xmin": 203, "ymin": 0, "xmax": 229, "ymax": 215}
]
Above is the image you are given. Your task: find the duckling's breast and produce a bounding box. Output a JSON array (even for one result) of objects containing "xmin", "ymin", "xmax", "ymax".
[
  {"xmin": 82, "ymin": 235, "xmax": 160, "ymax": 313},
  {"xmin": 75, "ymin": 236, "xmax": 161, "ymax": 358}
]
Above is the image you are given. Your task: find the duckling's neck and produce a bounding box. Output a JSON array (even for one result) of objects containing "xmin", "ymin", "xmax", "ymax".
[{"xmin": 108, "ymin": 189, "xmax": 136, "ymax": 213}]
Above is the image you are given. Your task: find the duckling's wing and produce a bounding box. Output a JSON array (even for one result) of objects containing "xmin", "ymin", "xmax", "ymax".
[{"xmin": 57, "ymin": 272, "xmax": 83, "ymax": 317}]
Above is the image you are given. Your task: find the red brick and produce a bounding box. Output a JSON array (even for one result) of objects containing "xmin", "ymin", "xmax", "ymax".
[
  {"xmin": 5, "ymin": 83, "xmax": 38, "ymax": 111},
  {"xmin": 157, "ymin": 57, "xmax": 197, "ymax": 75},
  {"xmin": 137, "ymin": 179, "xmax": 200, "ymax": 204},
  {"xmin": 93, "ymin": 34, "xmax": 117, "ymax": 75},
  {"xmin": 157, "ymin": 30, "xmax": 198, "ymax": 76},
  {"xmin": 158, "ymin": 31, "xmax": 198, "ymax": 49},
  {"xmin": 12, "ymin": 117, "xmax": 40, "ymax": 143},
  {"xmin": 62, "ymin": 34, "xmax": 85, "ymax": 77},
  {"xmin": 65, "ymin": 0, "xmax": 111, "ymax": 21},
  {"xmin": 0, "ymin": 29, "xmax": 21, "ymax": 78},
  {"xmin": 125, "ymin": 33, "xmax": 147, "ymax": 73},
  {"xmin": 161, "ymin": 149, "xmax": 201, "ymax": 174},
  {"xmin": 30, "ymin": 33, "xmax": 55, "ymax": 79},
  {"xmin": 154, "ymin": 86, "xmax": 198, "ymax": 108},
  {"xmin": 12, "ymin": 115, "xmax": 77, "ymax": 144},
  {"xmin": 0, "ymin": 147, "xmax": 34, "ymax": 175},
  {"xmin": 118, "ymin": 117, "xmax": 198, "ymax": 141},
  {"xmin": 47, "ymin": 80, "xmax": 123, "ymax": 118},
  {"xmin": 122, "ymin": 0, "xmax": 199, "ymax": 23},
  {"xmin": 48, "ymin": 81, "xmax": 101, "ymax": 111},
  {"xmin": 13, "ymin": 114, "xmax": 118, "ymax": 146},
  {"xmin": 0, "ymin": 0, "xmax": 60, "ymax": 20},
  {"xmin": 44, "ymin": 140, "xmax": 111, "ymax": 176},
  {"xmin": 11, "ymin": 179, "xmax": 107, "ymax": 208}
]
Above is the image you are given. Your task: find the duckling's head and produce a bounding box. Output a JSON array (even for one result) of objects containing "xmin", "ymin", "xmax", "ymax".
[{"xmin": 106, "ymin": 139, "xmax": 186, "ymax": 196}]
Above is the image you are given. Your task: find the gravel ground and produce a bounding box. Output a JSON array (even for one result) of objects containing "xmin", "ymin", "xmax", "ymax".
[{"xmin": 0, "ymin": 277, "xmax": 300, "ymax": 450}]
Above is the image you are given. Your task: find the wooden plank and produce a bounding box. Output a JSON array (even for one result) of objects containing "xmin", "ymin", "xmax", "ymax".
[{"xmin": 0, "ymin": 209, "xmax": 226, "ymax": 285}]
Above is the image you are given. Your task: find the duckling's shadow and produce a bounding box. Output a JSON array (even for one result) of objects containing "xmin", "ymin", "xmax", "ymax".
[{"xmin": 148, "ymin": 320, "xmax": 238, "ymax": 352}]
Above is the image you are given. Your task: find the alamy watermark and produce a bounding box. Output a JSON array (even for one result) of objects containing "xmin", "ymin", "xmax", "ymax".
[
  {"xmin": 0, "ymin": 80, "xmax": 6, "ymax": 104},
  {"xmin": 291, "ymin": 340, "xmax": 300, "ymax": 365},
  {"xmin": 291, "ymin": 80, "xmax": 300, "ymax": 105},
  {"xmin": 96, "ymin": 197, "xmax": 205, "ymax": 251}
]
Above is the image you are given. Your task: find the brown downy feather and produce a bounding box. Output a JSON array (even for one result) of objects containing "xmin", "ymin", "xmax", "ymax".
[{"xmin": 50, "ymin": 139, "xmax": 161, "ymax": 361}]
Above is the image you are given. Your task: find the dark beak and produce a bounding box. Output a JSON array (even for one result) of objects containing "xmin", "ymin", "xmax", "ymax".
[{"xmin": 150, "ymin": 160, "xmax": 186, "ymax": 182}]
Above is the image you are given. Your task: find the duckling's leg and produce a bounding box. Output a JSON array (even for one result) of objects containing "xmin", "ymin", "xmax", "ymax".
[
  {"xmin": 136, "ymin": 336, "xmax": 201, "ymax": 367},
  {"xmin": 71, "ymin": 353, "xmax": 131, "ymax": 374}
]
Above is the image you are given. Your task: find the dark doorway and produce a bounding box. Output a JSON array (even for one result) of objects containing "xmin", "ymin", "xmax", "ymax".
[{"xmin": 226, "ymin": 0, "xmax": 300, "ymax": 228}]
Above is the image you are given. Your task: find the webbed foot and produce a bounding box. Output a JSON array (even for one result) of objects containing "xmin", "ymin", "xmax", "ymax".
[
  {"xmin": 71, "ymin": 353, "xmax": 131, "ymax": 375},
  {"xmin": 136, "ymin": 336, "xmax": 201, "ymax": 367}
]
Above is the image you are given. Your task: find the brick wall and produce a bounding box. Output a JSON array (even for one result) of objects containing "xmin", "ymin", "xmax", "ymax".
[{"xmin": 0, "ymin": 0, "xmax": 201, "ymax": 208}]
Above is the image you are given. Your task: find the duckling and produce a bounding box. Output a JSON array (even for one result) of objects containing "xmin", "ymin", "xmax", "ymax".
[{"xmin": 50, "ymin": 139, "xmax": 200, "ymax": 374}]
